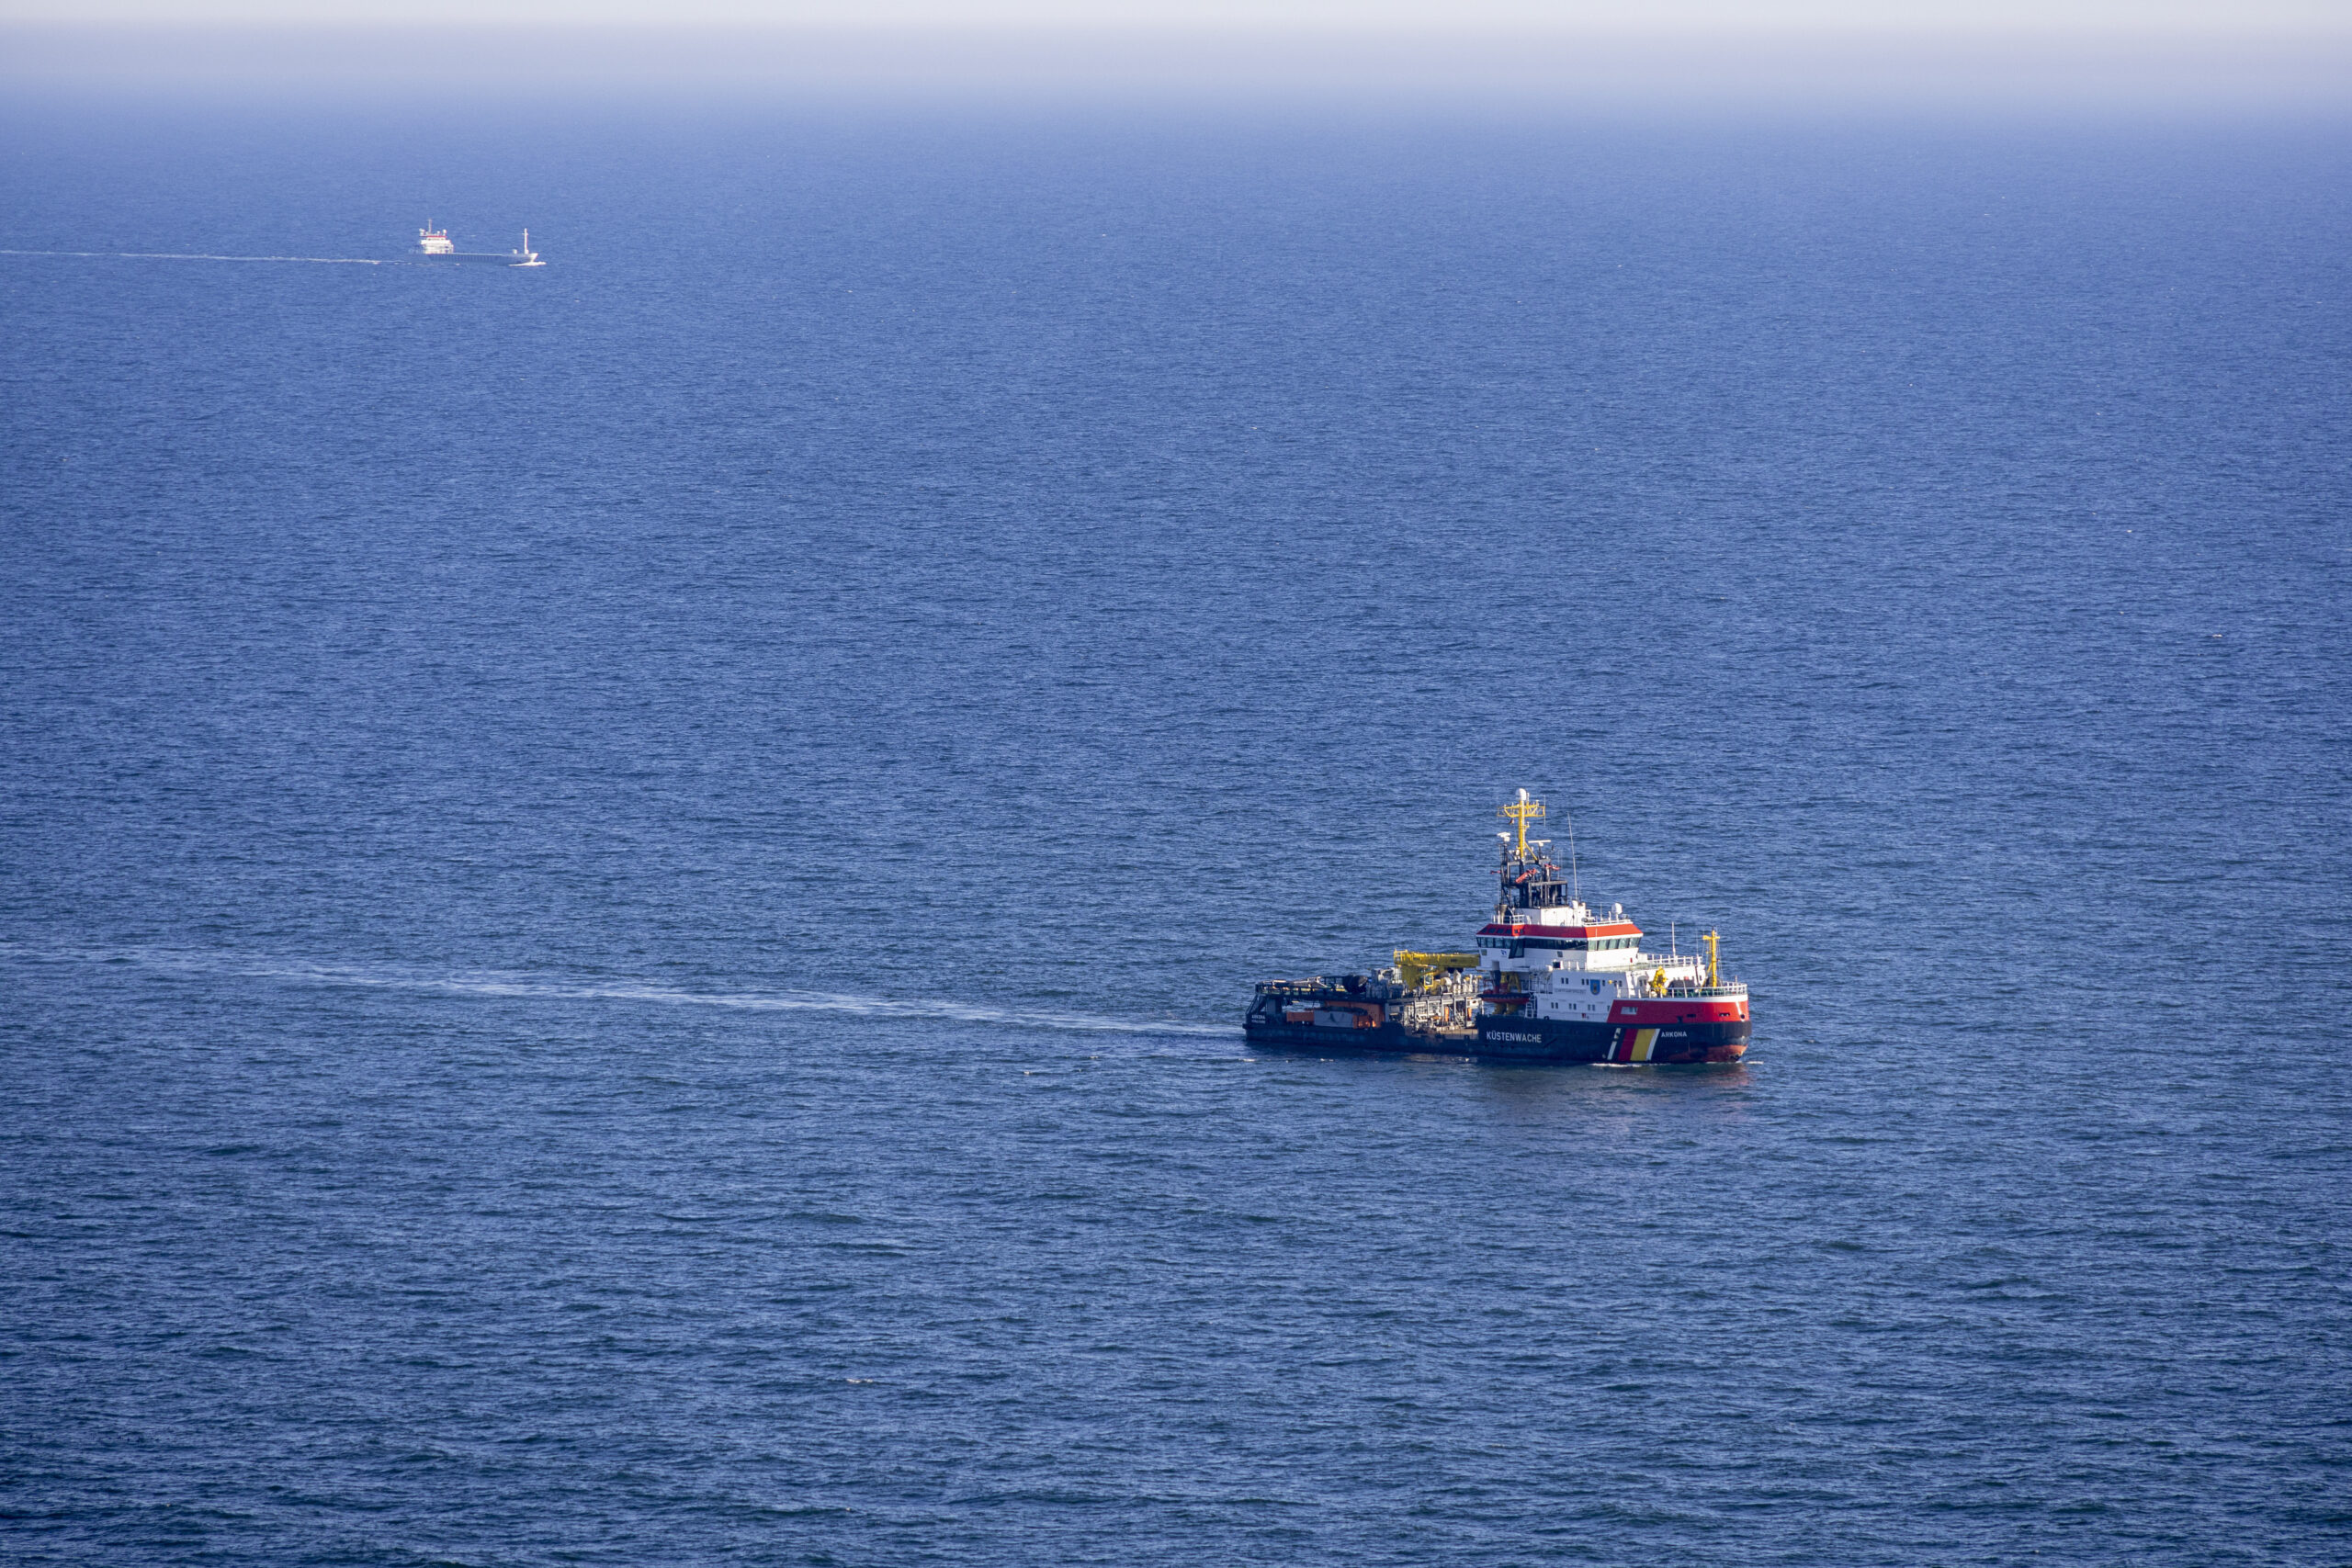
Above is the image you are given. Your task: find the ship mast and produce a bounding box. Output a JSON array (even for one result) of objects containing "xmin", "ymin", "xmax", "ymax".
[
  {"xmin": 1499, "ymin": 789, "xmax": 1544, "ymax": 863},
  {"xmin": 1495, "ymin": 789, "xmax": 1553, "ymax": 922},
  {"xmin": 1563, "ymin": 804, "xmax": 1578, "ymax": 905}
]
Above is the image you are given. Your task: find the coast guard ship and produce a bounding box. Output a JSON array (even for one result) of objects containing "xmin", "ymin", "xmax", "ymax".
[{"xmin": 1243, "ymin": 791, "xmax": 1750, "ymax": 1066}]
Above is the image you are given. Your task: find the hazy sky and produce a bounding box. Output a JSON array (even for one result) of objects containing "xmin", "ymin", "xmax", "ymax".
[
  {"xmin": 6, "ymin": 0, "xmax": 2345, "ymax": 110},
  {"xmin": 5, "ymin": 0, "xmax": 2347, "ymax": 29}
]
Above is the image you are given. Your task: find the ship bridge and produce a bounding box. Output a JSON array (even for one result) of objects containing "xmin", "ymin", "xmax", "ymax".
[{"xmin": 1477, "ymin": 912, "xmax": 1645, "ymax": 971}]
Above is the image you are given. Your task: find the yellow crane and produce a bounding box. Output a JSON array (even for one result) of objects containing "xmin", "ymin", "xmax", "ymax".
[{"xmin": 1393, "ymin": 950, "xmax": 1478, "ymax": 990}]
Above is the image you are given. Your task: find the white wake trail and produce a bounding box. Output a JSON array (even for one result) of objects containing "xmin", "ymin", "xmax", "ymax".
[
  {"xmin": 0, "ymin": 943, "xmax": 1238, "ymax": 1040},
  {"xmin": 0, "ymin": 249, "xmax": 384, "ymax": 265}
]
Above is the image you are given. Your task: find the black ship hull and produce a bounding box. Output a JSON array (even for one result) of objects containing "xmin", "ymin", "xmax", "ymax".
[
  {"xmin": 1472, "ymin": 1014, "xmax": 1747, "ymax": 1066},
  {"xmin": 1242, "ymin": 1014, "xmax": 1747, "ymax": 1066}
]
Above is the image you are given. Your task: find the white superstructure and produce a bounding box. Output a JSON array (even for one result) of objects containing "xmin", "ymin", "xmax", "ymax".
[
  {"xmin": 1476, "ymin": 899, "xmax": 1711, "ymax": 1026},
  {"xmin": 1476, "ymin": 789, "xmax": 1746, "ymax": 1035}
]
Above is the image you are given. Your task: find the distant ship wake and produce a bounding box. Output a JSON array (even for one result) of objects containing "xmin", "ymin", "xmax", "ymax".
[{"xmin": 0, "ymin": 249, "xmax": 386, "ymax": 265}]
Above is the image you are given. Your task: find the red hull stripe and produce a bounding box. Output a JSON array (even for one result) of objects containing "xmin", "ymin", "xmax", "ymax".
[
  {"xmin": 1610, "ymin": 1000, "xmax": 1746, "ymax": 1023},
  {"xmin": 1479, "ymin": 922, "xmax": 1642, "ymax": 939}
]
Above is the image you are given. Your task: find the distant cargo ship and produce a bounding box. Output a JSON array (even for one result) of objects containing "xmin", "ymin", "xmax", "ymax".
[
  {"xmin": 1243, "ymin": 791, "xmax": 1751, "ymax": 1066},
  {"xmin": 414, "ymin": 224, "xmax": 542, "ymax": 265}
]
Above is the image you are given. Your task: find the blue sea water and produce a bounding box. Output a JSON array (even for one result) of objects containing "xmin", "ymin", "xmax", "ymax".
[{"xmin": 2, "ymin": 101, "xmax": 2349, "ymax": 1564}]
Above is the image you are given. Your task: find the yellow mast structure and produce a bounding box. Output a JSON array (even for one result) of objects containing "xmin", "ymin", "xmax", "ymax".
[
  {"xmin": 1498, "ymin": 789, "xmax": 1545, "ymax": 861},
  {"xmin": 1703, "ymin": 931, "xmax": 1722, "ymax": 987}
]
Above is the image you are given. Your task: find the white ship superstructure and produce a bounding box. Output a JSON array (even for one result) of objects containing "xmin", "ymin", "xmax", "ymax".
[{"xmin": 1476, "ymin": 899, "xmax": 1708, "ymax": 1027}]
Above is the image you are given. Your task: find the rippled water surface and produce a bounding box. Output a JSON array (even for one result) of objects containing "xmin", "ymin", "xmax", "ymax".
[{"xmin": 3, "ymin": 104, "xmax": 2348, "ymax": 1564}]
